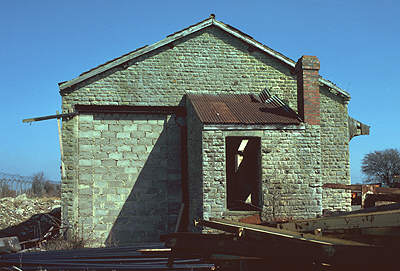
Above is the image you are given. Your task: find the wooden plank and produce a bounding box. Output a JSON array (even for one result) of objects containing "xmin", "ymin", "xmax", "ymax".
[
  {"xmin": 193, "ymin": 219, "xmax": 387, "ymax": 269},
  {"xmin": 174, "ymin": 203, "xmax": 184, "ymax": 233},
  {"xmin": 22, "ymin": 113, "xmax": 76, "ymax": 123},
  {"xmin": 0, "ymin": 236, "xmax": 21, "ymax": 253},
  {"xmin": 278, "ymin": 209, "xmax": 400, "ymax": 232},
  {"xmin": 197, "ymin": 218, "xmax": 369, "ymax": 247},
  {"xmin": 56, "ymin": 111, "xmax": 66, "ymax": 179}
]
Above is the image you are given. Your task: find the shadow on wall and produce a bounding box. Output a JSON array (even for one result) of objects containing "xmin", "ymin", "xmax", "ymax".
[{"xmin": 96, "ymin": 114, "xmax": 182, "ymax": 246}]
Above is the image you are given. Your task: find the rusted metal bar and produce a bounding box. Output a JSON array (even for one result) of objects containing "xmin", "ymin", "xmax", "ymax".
[{"xmin": 0, "ymin": 244, "xmax": 214, "ymax": 270}]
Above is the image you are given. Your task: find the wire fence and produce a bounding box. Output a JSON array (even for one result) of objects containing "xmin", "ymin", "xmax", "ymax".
[{"xmin": 0, "ymin": 177, "xmax": 60, "ymax": 198}]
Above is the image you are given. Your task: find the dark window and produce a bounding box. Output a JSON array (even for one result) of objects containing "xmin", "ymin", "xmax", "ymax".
[{"xmin": 226, "ymin": 137, "xmax": 262, "ymax": 211}]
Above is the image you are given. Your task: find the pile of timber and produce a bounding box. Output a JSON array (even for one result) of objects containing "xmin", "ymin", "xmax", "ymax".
[
  {"xmin": 162, "ymin": 216, "xmax": 400, "ymax": 271},
  {"xmin": 277, "ymin": 202, "xmax": 400, "ymax": 247}
]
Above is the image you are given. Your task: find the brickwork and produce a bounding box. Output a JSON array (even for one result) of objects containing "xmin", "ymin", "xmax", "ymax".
[
  {"xmin": 61, "ymin": 24, "xmax": 352, "ymax": 244},
  {"xmin": 295, "ymin": 56, "xmax": 321, "ymax": 125}
]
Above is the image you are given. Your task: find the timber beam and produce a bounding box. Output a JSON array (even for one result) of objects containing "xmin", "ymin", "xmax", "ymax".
[
  {"xmin": 278, "ymin": 209, "xmax": 400, "ymax": 233},
  {"xmin": 193, "ymin": 219, "xmax": 398, "ymax": 270}
]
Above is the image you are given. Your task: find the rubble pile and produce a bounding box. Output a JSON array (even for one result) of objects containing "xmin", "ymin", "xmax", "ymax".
[{"xmin": 0, "ymin": 194, "xmax": 61, "ymax": 242}]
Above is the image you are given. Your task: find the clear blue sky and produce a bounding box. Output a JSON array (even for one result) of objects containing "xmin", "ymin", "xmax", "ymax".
[{"xmin": 0, "ymin": 0, "xmax": 399, "ymax": 182}]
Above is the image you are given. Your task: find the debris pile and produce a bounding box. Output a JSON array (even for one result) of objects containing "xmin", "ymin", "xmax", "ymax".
[
  {"xmin": 0, "ymin": 194, "xmax": 61, "ymax": 245},
  {"xmin": 0, "ymin": 194, "xmax": 60, "ymax": 230}
]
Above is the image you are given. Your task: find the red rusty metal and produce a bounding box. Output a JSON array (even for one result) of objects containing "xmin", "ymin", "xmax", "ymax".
[
  {"xmin": 187, "ymin": 93, "xmax": 300, "ymax": 125},
  {"xmin": 239, "ymin": 214, "xmax": 262, "ymax": 225}
]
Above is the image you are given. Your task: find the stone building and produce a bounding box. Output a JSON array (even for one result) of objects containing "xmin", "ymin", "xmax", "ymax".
[{"xmin": 58, "ymin": 15, "xmax": 369, "ymax": 245}]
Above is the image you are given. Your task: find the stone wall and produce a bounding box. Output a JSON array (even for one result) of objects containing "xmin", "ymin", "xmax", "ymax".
[
  {"xmin": 61, "ymin": 25, "xmax": 299, "ymax": 242},
  {"xmin": 200, "ymin": 126, "xmax": 322, "ymax": 222},
  {"xmin": 320, "ymin": 85, "xmax": 351, "ymax": 212},
  {"xmin": 61, "ymin": 26, "xmax": 297, "ymax": 113},
  {"xmin": 61, "ymin": 24, "xmax": 352, "ymax": 243}
]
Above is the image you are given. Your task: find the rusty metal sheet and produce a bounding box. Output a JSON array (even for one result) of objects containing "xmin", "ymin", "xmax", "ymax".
[{"xmin": 187, "ymin": 93, "xmax": 300, "ymax": 125}]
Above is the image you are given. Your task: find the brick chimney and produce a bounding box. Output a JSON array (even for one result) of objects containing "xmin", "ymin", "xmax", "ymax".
[{"xmin": 295, "ymin": 55, "xmax": 320, "ymax": 125}]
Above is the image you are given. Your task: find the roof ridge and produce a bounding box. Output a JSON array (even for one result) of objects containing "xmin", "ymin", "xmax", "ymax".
[{"xmin": 58, "ymin": 16, "xmax": 350, "ymax": 100}]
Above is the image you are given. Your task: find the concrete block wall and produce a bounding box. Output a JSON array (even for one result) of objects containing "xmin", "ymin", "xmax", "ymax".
[
  {"xmin": 72, "ymin": 113, "xmax": 181, "ymax": 245},
  {"xmin": 61, "ymin": 24, "xmax": 352, "ymax": 243},
  {"xmin": 186, "ymin": 101, "xmax": 204, "ymax": 231}
]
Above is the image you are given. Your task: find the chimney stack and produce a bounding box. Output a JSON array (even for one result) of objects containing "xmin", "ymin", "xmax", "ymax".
[{"xmin": 295, "ymin": 55, "xmax": 320, "ymax": 125}]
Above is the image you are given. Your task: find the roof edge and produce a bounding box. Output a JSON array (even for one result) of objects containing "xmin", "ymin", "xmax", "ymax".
[
  {"xmin": 59, "ymin": 17, "xmax": 214, "ymax": 91},
  {"xmin": 58, "ymin": 16, "xmax": 351, "ymax": 100}
]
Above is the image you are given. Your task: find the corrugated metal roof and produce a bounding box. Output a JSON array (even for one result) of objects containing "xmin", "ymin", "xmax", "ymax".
[{"xmin": 187, "ymin": 93, "xmax": 301, "ymax": 125}]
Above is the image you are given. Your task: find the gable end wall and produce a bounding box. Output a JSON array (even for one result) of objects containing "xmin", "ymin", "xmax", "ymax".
[{"xmin": 61, "ymin": 25, "xmax": 351, "ymax": 244}]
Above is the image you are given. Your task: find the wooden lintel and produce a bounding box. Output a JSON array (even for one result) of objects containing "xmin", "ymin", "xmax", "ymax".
[{"xmin": 74, "ymin": 104, "xmax": 186, "ymax": 117}]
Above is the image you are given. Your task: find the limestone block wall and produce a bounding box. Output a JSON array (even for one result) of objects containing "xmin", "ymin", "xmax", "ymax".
[
  {"xmin": 61, "ymin": 26, "xmax": 297, "ymax": 113},
  {"xmin": 200, "ymin": 126, "xmax": 322, "ymax": 222},
  {"xmin": 186, "ymin": 102, "xmax": 204, "ymax": 231},
  {"xmin": 60, "ymin": 23, "xmax": 353, "ymax": 242},
  {"xmin": 320, "ymin": 85, "xmax": 351, "ymax": 212},
  {"xmin": 61, "ymin": 25, "xmax": 299, "ymax": 238},
  {"xmin": 261, "ymin": 125, "xmax": 322, "ymax": 220},
  {"xmin": 68, "ymin": 113, "xmax": 181, "ymax": 246}
]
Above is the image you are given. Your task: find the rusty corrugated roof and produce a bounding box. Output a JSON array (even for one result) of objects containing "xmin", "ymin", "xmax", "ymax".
[{"xmin": 187, "ymin": 93, "xmax": 301, "ymax": 125}]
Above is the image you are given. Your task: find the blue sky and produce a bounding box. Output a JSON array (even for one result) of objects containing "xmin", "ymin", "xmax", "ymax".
[{"xmin": 0, "ymin": 0, "xmax": 398, "ymax": 182}]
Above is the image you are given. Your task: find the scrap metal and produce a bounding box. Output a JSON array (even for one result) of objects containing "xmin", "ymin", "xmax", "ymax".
[{"xmin": 0, "ymin": 243, "xmax": 214, "ymax": 270}]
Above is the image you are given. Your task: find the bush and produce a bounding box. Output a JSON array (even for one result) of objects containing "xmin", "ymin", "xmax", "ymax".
[
  {"xmin": 0, "ymin": 182, "xmax": 16, "ymax": 197},
  {"xmin": 31, "ymin": 172, "xmax": 46, "ymax": 197}
]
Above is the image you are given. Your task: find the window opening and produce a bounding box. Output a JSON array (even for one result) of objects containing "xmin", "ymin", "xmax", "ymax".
[{"xmin": 226, "ymin": 137, "xmax": 262, "ymax": 211}]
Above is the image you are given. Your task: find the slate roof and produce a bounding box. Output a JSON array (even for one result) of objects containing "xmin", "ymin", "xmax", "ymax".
[
  {"xmin": 58, "ymin": 15, "xmax": 350, "ymax": 100},
  {"xmin": 187, "ymin": 93, "xmax": 301, "ymax": 125}
]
